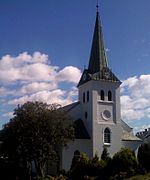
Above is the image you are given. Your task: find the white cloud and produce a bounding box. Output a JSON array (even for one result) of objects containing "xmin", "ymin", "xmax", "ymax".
[
  {"xmin": 134, "ymin": 125, "xmax": 150, "ymax": 133},
  {"xmin": 0, "ymin": 52, "xmax": 82, "ymax": 125},
  {"xmin": 0, "ymin": 52, "xmax": 57, "ymax": 83},
  {"xmin": 56, "ymin": 66, "xmax": 81, "ymax": 83},
  {"xmin": 19, "ymin": 63, "xmax": 58, "ymax": 82},
  {"xmin": 67, "ymin": 86, "xmax": 78, "ymax": 98},
  {"xmin": 121, "ymin": 74, "xmax": 150, "ymax": 121},
  {"xmin": 8, "ymin": 89, "xmax": 73, "ymax": 107},
  {"xmin": 2, "ymin": 112, "xmax": 14, "ymax": 118},
  {"xmin": 0, "ymin": 87, "xmax": 14, "ymax": 97},
  {"xmin": 0, "ymin": 52, "xmax": 48, "ymax": 69},
  {"xmin": 18, "ymin": 82, "xmax": 57, "ymax": 95},
  {"xmin": 1, "ymin": 52, "xmax": 150, "ymax": 131},
  {"xmin": 0, "ymin": 52, "xmax": 81, "ymax": 84}
]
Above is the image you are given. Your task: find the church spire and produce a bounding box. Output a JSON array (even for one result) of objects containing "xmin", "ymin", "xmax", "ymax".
[
  {"xmin": 88, "ymin": 6, "xmax": 108, "ymax": 74},
  {"xmin": 77, "ymin": 5, "xmax": 120, "ymax": 87}
]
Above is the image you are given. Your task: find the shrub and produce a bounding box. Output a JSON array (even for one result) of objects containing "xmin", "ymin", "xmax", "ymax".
[
  {"xmin": 35, "ymin": 175, "xmax": 66, "ymax": 180},
  {"xmin": 70, "ymin": 153, "xmax": 89, "ymax": 179},
  {"xmin": 88, "ymin": 154, "xmax": 106, "ymax": 177},
  {"xmin": 111, "ymin": 148, "xmax": 138, "ymax": 178},
  {"xmin": 101, "ymin": 146, "xmax": 110, "ymax": 161},
  {"xmin": 137, "ymin": 143, "xmax": 150, "ymax": 172}
]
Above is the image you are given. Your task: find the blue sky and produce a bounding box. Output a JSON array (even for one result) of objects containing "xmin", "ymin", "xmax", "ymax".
[{"xmin": 0, "ymin": 0, "xmax": 150, "ymax": 132}]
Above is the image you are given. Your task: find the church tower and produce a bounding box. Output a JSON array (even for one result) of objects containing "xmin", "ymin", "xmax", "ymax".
[
  {"xmin": 62, "ymin": 6, "xmax": 142, "ymax": 170},
  {"xmin": 77, "ymin": 7, "xmax": 122, "ymax": 156}
]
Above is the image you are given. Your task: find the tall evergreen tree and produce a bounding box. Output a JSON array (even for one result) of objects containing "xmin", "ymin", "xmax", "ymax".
[{"xmin": 101, "ymin": 146, "xmax": 110, "ymax": 161}]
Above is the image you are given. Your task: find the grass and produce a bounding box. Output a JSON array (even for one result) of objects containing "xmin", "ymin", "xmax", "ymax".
[{"xmin": 125, "ymin": 173, "xmax": 150, "ymax": 180}]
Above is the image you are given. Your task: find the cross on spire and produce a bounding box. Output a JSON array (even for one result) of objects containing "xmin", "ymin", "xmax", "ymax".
[
  {"xmin": 96, "ymin": 4, "xmax": 99, "ymax": 12},
  {"xmin": 96, "ymin": 1, "xmax": 99, "ymax": 12},
  {"xmin": 88, "ymin": 4, "xmax": 108, "ymax": 74}
]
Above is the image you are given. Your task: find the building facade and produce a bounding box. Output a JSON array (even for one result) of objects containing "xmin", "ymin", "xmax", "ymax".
[{"xmin": 62, "ymin": 9, "xmax": 142, "ymax": 170}]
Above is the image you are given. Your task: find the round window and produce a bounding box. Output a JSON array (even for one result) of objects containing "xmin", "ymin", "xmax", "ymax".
[{"xmin": 102, "ymin": 110, "xmax": 111, "ymax": 120}]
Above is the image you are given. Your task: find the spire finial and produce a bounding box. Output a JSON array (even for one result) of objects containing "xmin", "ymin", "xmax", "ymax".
[{"xmin": 96, "ymin": 1, "xmax": 99, "ymax": 12}]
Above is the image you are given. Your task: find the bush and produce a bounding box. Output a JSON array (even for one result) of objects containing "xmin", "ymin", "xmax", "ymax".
[
  {"xmin": 137, "ymin": 143, "xmax": 150, "ymax": 172},
  {"xmin": 111, "ymin": 148, "xmax": 138, "ymax": 178},
  {"xmin": 88, "ymin": 154, "xmax": 106, "ymax": 177},
  {"xmin": 70, "ymin": 152, "xmax": 108, "ymax": 179},
  {"xmin": 35, "ymin": 175, "xmax": 66, "ymax": 180},
  {"xmin": 70, "ymin": 153, "xmax": 89, "ymax": 179},
  {"xmin": 101, "ymin": 147, "xmax": 110, "ymax": 161}
]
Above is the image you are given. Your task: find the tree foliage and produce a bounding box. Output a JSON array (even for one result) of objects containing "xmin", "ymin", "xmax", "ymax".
[
  {"xmin": 101, "ymin": 146, "xmax": 110, "ymax": 161},
  {"xmin": 70, "ymin": 152, "xmax": 89, "ymax": 179},
  {"xmin": 70, "ymin": 152, "xmax": 106, "ymax": 179},
  {"xmin": 111, "ymin": 148, "xmax": 138, "ymax": 178},
  {"xmin": 138, "ymin": 143, "xmax": 150, "ymax": 172},
  {"xmin": 0, "ymin": 101, "xmax": 74, "ymax": 178}
]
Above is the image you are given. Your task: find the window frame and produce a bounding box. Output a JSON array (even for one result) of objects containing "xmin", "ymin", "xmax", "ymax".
[
  {"xmin": 83, "ymin": 92, "xmax": 85, "ymax": 103},
  {"xmin": 108, "ymin": 91, "xmax": 112, "ymax": 101},
  {"xmin": 100, "ymin": 90, "xmax": 105, "ymax": 101},
  {"xmin": 87, "ymin": 91, "xmax": 89, "ymax": 102},
  {"xmin": 103, "ymin": 128, "xmax": 111, "ymax": 145}
]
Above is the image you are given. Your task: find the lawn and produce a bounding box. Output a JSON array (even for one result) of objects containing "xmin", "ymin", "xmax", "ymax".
[{"xmin": 125, "ymin": 173, "xmax": 150, "ymax": 180}]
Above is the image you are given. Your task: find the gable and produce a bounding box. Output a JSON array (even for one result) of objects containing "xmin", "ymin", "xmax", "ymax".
[{"xmin": 74, "ymin": 119, "xmax": 90, "ymax": 139}]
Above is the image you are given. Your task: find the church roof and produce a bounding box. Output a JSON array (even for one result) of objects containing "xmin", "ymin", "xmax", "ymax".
[
  {"xmin": 77, "ymin": 8, "xmax": 121, "ymax": 87},
  {"xmin": 88, "ymin": 10, "xmax": 108, "ymax": 74},
  {"xmin": 74, "ymin": 119, "xmax": 90, "ymax": 139},
  {"xmin": 63, "ymin": 102, "xmax": 80, "ymax": 112},
  {"xmin": 122, "ymin": 130, "xmax": 142, "ymax": 142}
]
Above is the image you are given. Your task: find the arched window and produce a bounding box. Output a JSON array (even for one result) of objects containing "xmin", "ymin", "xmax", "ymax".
[
  {"xmin": 104, "ymin": 128, "xmax": 111, "ymax": 144},
  {"xmin": 101, "ymin": 90, "xmax": 105, "ymax": 100},
  {"xmin": 87, "ymin": 91, "xmax": 89, "ymax": 102},
  {"xmin": 83, "ymin": 92, "xmax": 85, "ymax": 103},
  {"xmin": 108, "ymin": 91, "xmax": 112, "ymax": 101}
]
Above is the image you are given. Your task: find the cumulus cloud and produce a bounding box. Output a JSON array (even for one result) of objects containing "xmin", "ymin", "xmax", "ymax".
[
  {"xmin": 121, "ymin": 74, "xmax": 150, "ymax": 121},
  {"xmin": 2, "ymin": 112, "xmax": 14, "ymax": 118},
  {"xmin": 18, "ymin": 82, "xmax": 57, "ymax": 95},
  {"xmin": 8, "ymin": 89, "xmax": 73, "ymax": 107},
  {"xmin": 0, "ymin": 52, "xmax": 48, "ymax": 69},
  {"xmin": 56, "ymin": 66, "xmax": 81, "ymax": 83},
  {"xmin": 0, "ymin": 52, "xmax": 81, "ymax": 84},
  {"xmin": 0, "ymin": 87, "xmax": 14, "ymax": 97},
  {"xmin": 0, "ymin": 52, "xmax": 51, "ymax": 83},
  {"xmin": 0, "ymin": 52, "xmax": 81, "ymax": 126},
  {"xmin": 1, "ymin": 51, "xmax": 150, "ymax": 132}
]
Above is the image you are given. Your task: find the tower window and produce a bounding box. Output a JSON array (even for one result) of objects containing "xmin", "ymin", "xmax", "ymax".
[
  {"xmin": 85, "ymin": 112, "xmax": 88, "ymax": 119},
  {"xmin": 87, "ymin": 91, "xmax": 89, "ymax": 102},
  {"xmin": 83, "ymin": 92, "xmax": 85, "ymax": 103},
  {"xmin": 108, "ymin": 91, "xmax": 112, "ymax": 101},
  {"xmin": 104, "ymin": 128, "xmax": 111, "ymax": 144},
  {"xmin": 100, "ymin": 90, "xmax": 105, "ymax": 100}
]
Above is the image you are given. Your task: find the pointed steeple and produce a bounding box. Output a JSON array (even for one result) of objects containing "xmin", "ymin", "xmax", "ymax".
[
  {"xmin": 88, "ymin": 7, "xmax": 108, "ymax": 74},
  {"xmin": 77, "ymin": 5, "xmax": 120, "ymax": 87}
]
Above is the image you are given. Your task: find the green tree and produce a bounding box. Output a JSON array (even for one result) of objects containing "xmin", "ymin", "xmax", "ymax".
[
  {"xmin": 138, "ymin": 143, "xmax": 150, "ymax": 172},
  {"xmin": 88, "ymin": 153, "xmax": 106, "ymax": 178},
  {"xmin": 101, "ymin": 146, "xmax": 110, "ymax": 161},
  {"xmin": 111, "ymin": 148, "xmax": 138, "ymax": 178},
  {"xmin": 0, "ymin": 101, "xmax": 74, "ymax": 178},
  {"xmin": 70, "ymin": 152, "xmax": 89, "ymax": 179},
  {"xmin": 70, "ymin": 152, "xmax": 106, "ymax": 179}
]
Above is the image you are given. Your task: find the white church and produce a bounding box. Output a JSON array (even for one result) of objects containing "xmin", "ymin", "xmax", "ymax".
[{"xmin": 61, "ymin": 8, "xmax": 142, "ymax": 170}]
